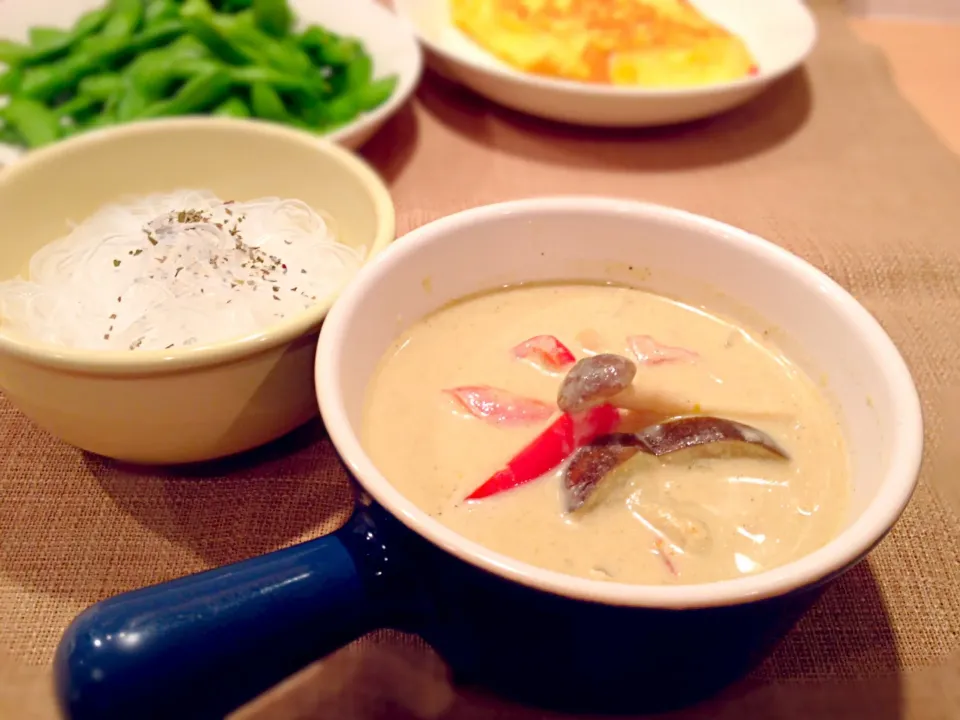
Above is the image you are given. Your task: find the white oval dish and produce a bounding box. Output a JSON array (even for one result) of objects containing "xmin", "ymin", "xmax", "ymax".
[
  {"xmin": 0, "ymin": 0, "xmax": 423, "ymax": 161},
  {"xmin": 393, "ymin": 0, "xmax": 817, "ymax": 127},
  {"xmin": 316, "ymin": 197, "xmax": 923, "ymax": 609}
]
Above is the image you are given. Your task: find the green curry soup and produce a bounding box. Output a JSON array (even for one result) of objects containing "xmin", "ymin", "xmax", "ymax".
[{"xmin": 362, "ymin": 283, "xmax": 849, "ymax": 585}]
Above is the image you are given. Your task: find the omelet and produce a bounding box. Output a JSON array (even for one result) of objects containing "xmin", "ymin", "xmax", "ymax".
[{"xmin": 450, "ymin": 0, "xmax": 758, "ymax": 87}]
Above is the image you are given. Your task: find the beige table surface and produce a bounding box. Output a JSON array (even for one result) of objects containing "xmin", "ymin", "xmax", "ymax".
[
  {"xmin": 849, "ymin": 18, "xmax": 960, "ymax": 156},
  {"xmin": 2, "ymin": 6, "xmax": 960, "ymax": 720}
]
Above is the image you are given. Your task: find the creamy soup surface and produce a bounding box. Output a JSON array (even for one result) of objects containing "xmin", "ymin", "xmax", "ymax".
[{"xmin": 362, "ymin": 283, "xmax": 849, "ymax": 585}]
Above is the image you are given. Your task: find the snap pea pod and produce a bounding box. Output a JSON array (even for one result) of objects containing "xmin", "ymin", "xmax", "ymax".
[
  {"xmin": 139, "ymin": 68, "xmax": 233, "ymax": 118},
  {"xmin": 253, "ymin": 0, "xmax": 293, "ymax": 39},
  {"xmin": 99, "ymin": 0, "xmax": 145, "ymax": 39},
  {"xmin": 2, "ymin": 97, "xmax": 62, "ymax": 147},
  {"xmin": 213, "ymin": 94, "xmax": 251, "ymax": 118}
]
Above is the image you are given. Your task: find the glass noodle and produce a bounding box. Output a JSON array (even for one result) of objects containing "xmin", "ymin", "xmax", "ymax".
[{"xmin": 0, "ymin": 190, "xmax": 365, "ymax": 352}]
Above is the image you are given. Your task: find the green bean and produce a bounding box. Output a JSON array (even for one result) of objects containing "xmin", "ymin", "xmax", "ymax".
[
  {"xmin": 303, "ymin": 32, "xmax": 363, "ymax": 69},
  {"xmin": 17, "ymin": 19, "xmax": 189, "ymax": 102},
  {"xmin": 0, "ymin": 124, "xmax": 23, "ymax": 146},
  {"xmin": 55, "ymin": 93, "xmax": 100, "ymax": 120},
  {"xmin": 144, "ymin": 0, "xmax": 181, "ymax": 27},
  {"xmin": 0, "ymin": 0, "xmax": 399, "ymax": 146},
  {"xmin": 3, "ymin": 97, "xmax": 62, "ymax": 147},
  {"xmin": 180, "ymin": 0, "xmax": 250, "ymax": 66},
  {"xmin": 0, "ymin": 68, "xmax": 23, "ymax": 94},
  {"xmin": 129, "ymin": 18, "xmax": 186, "ymax": 52},
  {"xmin": 19, "ymin": 36, "xmax": 128, "ymax": 101},
  {"xmin": 297, "ymin": 25, "xmax": 333, "ymax": 58},
  {"xmin": 218, "ymin": 0, "xmax": 254, "ymax": 12},
  {"xmin": 253, "ymin": 0, "xmax": 292, "ymax": 39},
  {"xmin": 92, "ymin": 90, "xmax": 120, "ymax": 125},
  {"xmin": 115, "ymin": 83, "xmax": 153, "ymax": 121},
  {"xmin": 0, "ymin": 8, "xmax": 111, "ymax": 69},
  {"xmin": 15, "ymin": 9, "xmax": 113, "ymax": 67},
  {"xmin": 213, "ymin": 94, "xmax": 251, "ymax": 118},
  {"xmin": 0, "ymin": 40, "xmax": 30, "ymax": 66},
  {"xmin": 29, "ymin": 27, "xmax": 70, "ymax": 49},
  {"xmin": 131, "ymin": 52, "xmax": 222, "ymax": 98},
  {"xmin": 100, "ymin": 0, "xmax": 145, "ymax": 39},
  {"xmin": 322, "ymin": 93, "xmax": 357, "ymax": 126},
  {"xmin": 215, "ymin": 17, "xmax": 312, "ymax": 75},
  {"xmin": 72, "ymin": 8, "xmax": 113, "ymax": 38},
  {"xmin": 78, "ymin": 73, "xmax": 124, "ymax": 100},
  {"xmin": 249, "ymin": 81, "xmax": 288, "ymax": 121},
  {"xmin": 354, "ymin": 75, "xmax": 398, "ymax": 112},
  {"xmin": 139, "ymin": 68, "xmax": 232, "ymax": 118},
  {"xmin": 344, "ymin": 52, "xmax": 373, "ymax": 93},
  {"xmin": 227, "ymin": 64, "xmax": 323, "ymax": 93},
  {"xmin": 122, "ymin": 37, "xmax": 212, "ymax": 102}
]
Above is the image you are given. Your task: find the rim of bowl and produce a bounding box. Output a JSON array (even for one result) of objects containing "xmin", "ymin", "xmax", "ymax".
[
  {"xmin": 316, "ymin": 196, "xmax": 924, "ymax": 609},
  {"xmin": 324, "ymin": 0, "xmax": 425, "ymax": 147},
  {"xmin": 0, "ymin": 117, "xmax": 396, "ymax": 375},
  {"xmin": 393, "ymin": 0, "xmax": 818, "ymax": 99}
]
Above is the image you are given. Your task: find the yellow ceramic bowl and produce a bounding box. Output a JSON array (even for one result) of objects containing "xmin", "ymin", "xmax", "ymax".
[{"xmin": 0, "ymin": 117, "xmax": 395, "ymax": 465}]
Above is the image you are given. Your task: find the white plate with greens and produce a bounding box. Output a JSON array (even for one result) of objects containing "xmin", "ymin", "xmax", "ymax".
[{"xmin": 0, "ymin": 0, "xmax": 423, "ymax": 163}]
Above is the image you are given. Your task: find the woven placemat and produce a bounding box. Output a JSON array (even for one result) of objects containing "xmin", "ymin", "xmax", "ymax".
[{"xmin": 3, "ymin": 1, "xmax": 960, "ymax": 717}]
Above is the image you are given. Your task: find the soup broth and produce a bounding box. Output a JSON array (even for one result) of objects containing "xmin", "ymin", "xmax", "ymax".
[{"xmin": 362, "ymin": 283, "xmax": 849, "ymax": 585}]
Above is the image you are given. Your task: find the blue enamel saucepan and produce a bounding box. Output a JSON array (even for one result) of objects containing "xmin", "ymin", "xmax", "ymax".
[{"xmin": 54, "ymin": 199, "xmax": 923, "ymax": 719}]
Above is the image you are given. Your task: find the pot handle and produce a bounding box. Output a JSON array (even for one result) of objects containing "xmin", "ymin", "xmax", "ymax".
[{"xmin": 54, "ymin": 508, "xmax": 396, "ymax": 720}]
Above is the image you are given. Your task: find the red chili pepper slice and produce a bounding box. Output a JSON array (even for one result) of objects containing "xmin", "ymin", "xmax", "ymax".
[
  {"xmin": 466, "ymin": 403, "xmax": 621, "ymax": 500},
  {"xmin": 512, "ymin": 335, "xmax": 576, "ymax": 371},
  {"xmin": 627, "ymin": 335, "xmax": 699, "ymax": 365},
  {"xmin": 445, "ymin": 386, "xmax": 554, "ymax": 426}
]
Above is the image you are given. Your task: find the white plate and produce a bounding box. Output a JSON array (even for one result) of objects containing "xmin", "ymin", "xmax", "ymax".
[
  {"xmin": 393, "ymin": 0, "xmax": 817, "ymax": 127},
  {"xmin": 0, "ymin": 0, "xmax": 423, "ymax": 160}
]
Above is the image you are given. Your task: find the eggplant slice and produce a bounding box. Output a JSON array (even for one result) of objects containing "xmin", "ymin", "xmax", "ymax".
[{"xmin": 563, "ymin": 416, "xmax": 790, "ymax": 512}]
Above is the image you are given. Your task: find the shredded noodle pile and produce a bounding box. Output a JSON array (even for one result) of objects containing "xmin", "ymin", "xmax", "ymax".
[{"xmin": 0, "ymin": 190, "xmax": 365, "ymax": 351}]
